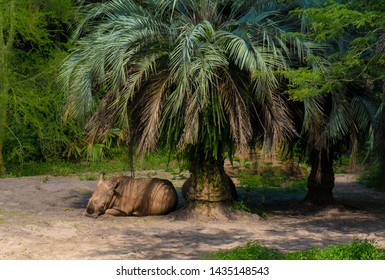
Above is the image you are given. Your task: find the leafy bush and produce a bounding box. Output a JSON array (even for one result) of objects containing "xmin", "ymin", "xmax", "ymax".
[
  {"xmin": 238, "ymin": 165, "xmax": 307, "ymax": 190},
  {"xmin": 231, "ymin": 200, "xmax": 252, "ymax": 212},
  {"xmin": 358, "ymin": 161, "xmax": 384, "ymax": 191},
  {"xmin": 235, "ymin": 166, "xmax": 307, "ymax": 209}
]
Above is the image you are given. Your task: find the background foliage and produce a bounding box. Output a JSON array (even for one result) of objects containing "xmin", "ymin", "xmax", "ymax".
[{"xmin": 1, "ymin": 0, "xmax": 81, "ymax": 172}]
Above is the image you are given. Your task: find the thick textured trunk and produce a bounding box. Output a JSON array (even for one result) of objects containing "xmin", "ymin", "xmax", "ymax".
[
  {"xmin": 182, "ymin": 173, "xmax": 237, "ymax": 203},
  {"xmin": 378, "ymin": 95, "xmax": 385, "ymax": 190},
  {"xmin": 304, "ymin": 149, "xmax": 335, "ymax": 206},
  {"xmin": 183, "ymin": 150, "xmax": 237, "ymax": 203},
  {"xmin": 379, "ymin": 137, "xmax": 385, "ymax": 190}
]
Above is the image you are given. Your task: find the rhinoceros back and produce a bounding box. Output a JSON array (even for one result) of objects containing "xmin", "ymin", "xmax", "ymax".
[{"xmin": 115, "ymin": 177, "xmax": 178, "ymax": 216}]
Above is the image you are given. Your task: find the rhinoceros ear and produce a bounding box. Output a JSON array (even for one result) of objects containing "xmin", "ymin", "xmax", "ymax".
[{"xmin": 99, "ymin": 172, "xmax": 105, "ymax": 182}]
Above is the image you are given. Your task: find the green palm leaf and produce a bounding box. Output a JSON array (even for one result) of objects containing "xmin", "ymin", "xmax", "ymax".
[{"xmin": 60, "ymin": 0, "xmax": 322, "ymax": 190}]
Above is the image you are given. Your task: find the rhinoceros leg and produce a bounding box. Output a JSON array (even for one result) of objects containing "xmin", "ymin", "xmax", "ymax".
[{"xmin": 105, "ymin": 208, "xmax": 127, "ymax": 216}]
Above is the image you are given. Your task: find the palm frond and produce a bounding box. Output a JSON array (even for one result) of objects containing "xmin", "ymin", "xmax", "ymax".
[
  {"xmin": 326, "ymin": 93, "xmax": 352, "ymax": 143},
  {"xmin": 61, "ymin": 0, "xmax": 325, "ymax": 164},
  {"xmin": 219, "ymin": 69, "xmax": 252, "ymax": 153},
  {"xmin": 351, "ymin": 96, "xmax": 374, "ymax": 133},
  {"xmin": 72, "ymin": 0, "xmax": 149, "ymax": 41},
  {"xmin": 86, "ymin": 89, "xmax": 121, "ymax": 143},
  {"xmin": 137, "ymin": 71, "xmax": 170, "ymax": 153},
  {"xmin": 60, "ymin": 50, "xmax": 96, "ymax": 121},
  {"xmin": 302, "ymin": 94, "xmax": 327, "ymax": 144}
]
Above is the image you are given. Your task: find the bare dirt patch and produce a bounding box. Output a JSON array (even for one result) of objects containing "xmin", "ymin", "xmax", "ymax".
[{"xmin": 0, "ymin": 172, "xmax": 385, "ymax": 259}]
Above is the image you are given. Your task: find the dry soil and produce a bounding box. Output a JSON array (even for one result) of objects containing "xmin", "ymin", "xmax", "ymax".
[{"xmin": 0, "ymin": 172, "xmax": 384, "ymax": 259}]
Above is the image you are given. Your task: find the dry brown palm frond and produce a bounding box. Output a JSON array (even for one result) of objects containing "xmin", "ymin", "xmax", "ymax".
[
  {"xmin": 137, "ymin": 70, "xmax": 171, "ymax": 153},
  {"xmin": 178, "ymin": 93, "xmax": 200, "ymax": 150},
  {"xmin": 258, "ymin": 89, "xmax": 298, "ymax": 157},
  {"xmin": 219, "ymin": 69, "xmax": 253, "ymax": 155},
  {"xmin": 86, "ymin": 89, "xmax": 122, "ymax": 144}
]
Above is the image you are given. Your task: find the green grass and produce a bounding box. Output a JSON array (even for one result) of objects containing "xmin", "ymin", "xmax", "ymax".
[
  {"xmin": 237, "ymin": 165, "xmax": 307, "ymax": 190},
  {"xmin": 334, "ymin": 155, "xmax": 352, "ymax": 174},
  {"xmin": 357, "ymin": 161, "xmax": 384, "ymax": 191},
  {"xmin": 204, "ymin": 239, "xmax": 385, "ymax": 260},
  {"xmin": 3, "ymin": 149, "xmax": 185, "ymax": 177},
  {"xmin": 235, "ymin": 166, "xmax": 308, "ymax": 212},
  {"xmin": 286, "ymin": 239, "xmax": 385, "ymax": 260},
  {"xmin": 0, "ymin": 204, "xmax": 32, "ymax": 226},
  {"xmin": 4, "ymin": 160, "xmax": 126, "ymax": 177}
]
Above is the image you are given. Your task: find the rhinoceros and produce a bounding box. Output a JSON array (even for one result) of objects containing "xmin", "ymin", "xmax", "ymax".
[{"xmin": 84, "ymin": 173, "xmax": 178, "ymax": 218}]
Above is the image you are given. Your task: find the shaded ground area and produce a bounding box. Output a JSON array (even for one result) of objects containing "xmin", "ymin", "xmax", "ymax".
[{"xmin": 0, "ymin": 173, "xmax": 384, "ymax": 259}]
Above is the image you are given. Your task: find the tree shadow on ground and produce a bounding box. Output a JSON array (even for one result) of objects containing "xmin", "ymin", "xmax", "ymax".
[
  {"xmin": 87, "ymin": 227, "xmax": 254, "ymax": 259},
  {"xmin": 63, "ymin": 188, "xmax": 93, "ymax": 209},
  {"xmin": 238, "ymin": 175, "xmax": 385, "ymax": 215},
  {"xmin": 260, "ymin": 212, "xmax": 385, "ymax": 253}
]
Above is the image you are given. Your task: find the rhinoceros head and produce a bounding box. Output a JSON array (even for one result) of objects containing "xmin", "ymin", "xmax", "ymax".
[{"xmin": 85, "ymin": 173, "xmax": 119, "ymax": 218}]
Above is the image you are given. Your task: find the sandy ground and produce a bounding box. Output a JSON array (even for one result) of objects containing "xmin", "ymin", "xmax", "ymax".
[{"xmin": 0, "ymin": 172, "xmax": 385, "ymax": 260}]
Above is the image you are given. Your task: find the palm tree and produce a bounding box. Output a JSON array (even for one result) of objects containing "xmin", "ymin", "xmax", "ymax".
[
  {"xmin": 284, "ymin": 0, "xmax": 378, "ymax": 205},
  {"xmin": 60, "ymin": 0, "xmax": 315, "ymax": 211},
  {"xmin": 299, "ymin": 89, "xmax": 373, "ymax": 205}
]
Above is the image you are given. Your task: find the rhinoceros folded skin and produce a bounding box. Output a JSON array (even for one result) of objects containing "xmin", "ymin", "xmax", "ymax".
[{"xmin": 85, "ymin": 173, "xmax": 178, "ymax": 218}]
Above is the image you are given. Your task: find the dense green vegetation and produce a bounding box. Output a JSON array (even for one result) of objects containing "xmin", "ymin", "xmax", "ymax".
[
  {"xmin": 204, "ymin": 239, "xmax": 385, "ymax": 260},
  {"xmin": 0, "ymin": 0, "xmax": 80, "ymax": 173}
]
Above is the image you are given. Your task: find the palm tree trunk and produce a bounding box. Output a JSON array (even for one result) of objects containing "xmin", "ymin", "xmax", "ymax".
[
  {"xmin": 304, "ymin": 149, "xmax": 335, "ymax": 205},
  {"xmin": 183, "ymin": 147, "xmax": 237, "ymax": 203},
  {"xmin": 378, "ymin": 91, "xmax": 385, "ymax": 190},
  {"xmin": 379, "ymin": 128, "xmax": 385, "ymax": 190}
]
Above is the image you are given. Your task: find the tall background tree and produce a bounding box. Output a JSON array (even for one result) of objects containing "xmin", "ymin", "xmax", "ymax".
[
  {"xmin": 0, "ymin": 0, "xmax": 75, "ymax": 175},
  {"xmin": 284, "ymin": 0, "xmax": 385, "ymax": 204}
]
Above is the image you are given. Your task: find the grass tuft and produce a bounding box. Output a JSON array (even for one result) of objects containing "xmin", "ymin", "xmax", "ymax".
[{"xmin": 204, "ymin": 239, "xmax": 385, "ymax": 260}]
